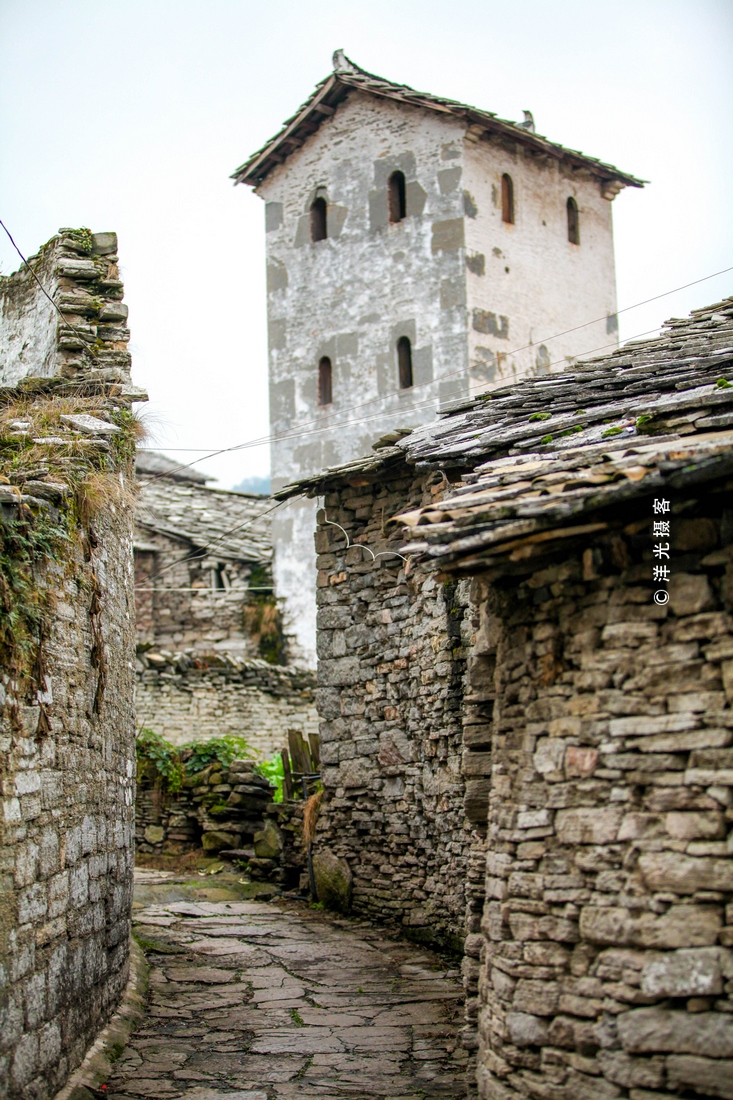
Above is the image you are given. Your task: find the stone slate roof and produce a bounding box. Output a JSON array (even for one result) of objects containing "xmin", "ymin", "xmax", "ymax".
[
  {"xmin": 232, "ymin": 52, "xmax": 643, "ymax": 194},
  {"xmin": 279, "ymin": 296, "xmax": 733, "ymax": 574},
  {"xmin": 136, "ymin": 476, "xmax": 273, "ymax": 565},
  {"xmin": 135, "ymin": 450, "xmax": 212, "ymax": 485}
]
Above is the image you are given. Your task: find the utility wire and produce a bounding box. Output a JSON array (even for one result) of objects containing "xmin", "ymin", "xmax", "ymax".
[
  {"xmin": 138, "ymin": 315, "xmax": 699, "ymax": 486},
  {"xmin": 135, "ymin": 498, "xmax": 285, "ymax": 587},
  {"xmin": 134, "ymin": 306, "xmax": 733, "ymax": 588},
  {"xmin": 138, "ymin": 263, "xmax": 733, "ymax": 481}
]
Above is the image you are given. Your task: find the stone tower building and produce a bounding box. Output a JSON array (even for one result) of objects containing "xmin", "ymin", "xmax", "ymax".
[{"xmin": 232, "ymin": 51, "xmax": 642, "ymax": 666}]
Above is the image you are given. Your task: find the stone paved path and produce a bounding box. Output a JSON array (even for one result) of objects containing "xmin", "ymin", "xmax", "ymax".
[{"xmin": 106, "ymin": 869, "xmax": 467, "ymax": 1100}]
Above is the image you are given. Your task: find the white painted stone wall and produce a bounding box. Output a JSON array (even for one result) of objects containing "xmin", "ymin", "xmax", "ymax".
[
  {"xmin": 255, "ymin": 91, "xmax": 625, "ymax": 665},
  {"xmin": 0, "ymin": 249, "xmax": 58, "ymax": 385},
  {"xmin": 463, "ymin": 137, "xmax": 618, "ymax": 395}
]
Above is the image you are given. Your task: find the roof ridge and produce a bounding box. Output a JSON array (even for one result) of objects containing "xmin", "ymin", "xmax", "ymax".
[{"xmin": 231, "ymin": 52, "xmax": 644, "ymax": 189}]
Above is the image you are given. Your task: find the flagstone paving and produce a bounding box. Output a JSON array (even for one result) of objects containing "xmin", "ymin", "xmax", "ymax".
[{"xmin": 106, "ymin": 869, "xmax": 467, "ymax": 1100}]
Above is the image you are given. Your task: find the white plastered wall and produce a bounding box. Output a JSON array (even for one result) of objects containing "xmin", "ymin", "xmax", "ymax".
[
  {"xmin": 463, "ymin": 138, "xmax": 618, "ymax": 393},
  {"xmin": 253, "ymin": 93, "xmax": 623, "ymax": 667}
]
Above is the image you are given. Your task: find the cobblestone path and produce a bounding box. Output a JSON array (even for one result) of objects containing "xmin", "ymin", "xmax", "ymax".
[{"xmin": 106, "ymin": 869, "xmax": 467, "ymax": 1100}]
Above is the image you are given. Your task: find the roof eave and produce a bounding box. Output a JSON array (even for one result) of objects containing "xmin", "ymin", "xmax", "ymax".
[
  {"xmin": 231, "ymin": 74, "xmax": 344, "ymax": 187},
  {"xmin": 231, "ymin": 69, "xmax": 644, "ymax": 191}
]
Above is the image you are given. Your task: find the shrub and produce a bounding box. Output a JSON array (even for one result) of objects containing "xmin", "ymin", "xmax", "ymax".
[
  {"xmin": 136, "ymin": 729, "xmax": 184, "ymax": 792},
  {"xmin": 256, "ymin": 752, "xmax": 284, "ymax": 803},
  {"xmin": 181, "ymin": 735, "xmax": 255, "ymax": 776}
]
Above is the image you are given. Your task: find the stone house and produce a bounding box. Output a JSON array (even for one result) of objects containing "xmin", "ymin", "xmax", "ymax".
[
  {"xmin": 278, "ymin": 297, "xmax": 733, "ymax": 1098},
  {"xmin": 232, "ymin": 50, "xmax": 642, "ymax": 667},
  {"xmin": 133, "ymin": 453, "xmax": 318, "ymax": 756},
  {"xmin": 134, "ymin": 451, "xmax": 273, "ymax": 659},
  {"xmin": 0, "ymin": 229, "xmax": 142, "ymax": 1097}
]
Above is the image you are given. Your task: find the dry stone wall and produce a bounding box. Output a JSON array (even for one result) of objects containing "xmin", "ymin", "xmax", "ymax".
[
  {"xmin": 314, "ymin": 468, "xmax": 479, "ymax": 949},
  {"xmin": 0, "ymin": 228, "xmax": 137, "ymax": 392},
  {"xmin": 135, "ymin": 655, "xmax": 317, "ymax": 758},
  {"xmin": 135, "ymin": 757, "xmax": 275, "ymax": 860},
  {"xmin": 0, "ymin": 508, "xmax": 136, "ymax": 1100},
  {"xmin": 474, "ymin": 516, "xmax": 733, "ymax": 1099},
  {"xmin": 0, "ymin": 229, "xmax": 140, "ymax": 1099}
]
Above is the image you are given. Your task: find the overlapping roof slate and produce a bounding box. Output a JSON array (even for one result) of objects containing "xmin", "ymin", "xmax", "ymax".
[
  {"xmin": 278, "ymin": 297, "xmax": 733, "ymax": 575},
  {"xmin": 136, "ymin": 472, "xmax": 272, "ymax": 565},
  {"xmin": 232, "ymin": 52, "xmax": 643, "ymax": 194}
]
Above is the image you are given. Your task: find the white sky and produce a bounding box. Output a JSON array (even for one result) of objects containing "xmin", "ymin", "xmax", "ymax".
[{"xmin": 1, "ymin": 0, "xmax": 732, "ymax": 488}]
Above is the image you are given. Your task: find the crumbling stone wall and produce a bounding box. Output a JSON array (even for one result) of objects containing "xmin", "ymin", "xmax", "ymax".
[
  {"xmin": 135, "ymin": 654, "xmax": 317, "ymax": 757},
  {"xmin": 135, "ymin": 757, "xmax": 274, "ymax": 859},
  {"xmin": 474, "ymin": 520, "xmax": 733, "ymax": 1099},
  {"xmin": 0, "ymin": 228, "xmax": 135, "ymax": 392},
  {"xmin": 0, "ymin": 229, "xmax": 140, "ymax": 1098},
  {"xmin": 314, "ymin": 468, "xmax": 478, "ymax": 948}
]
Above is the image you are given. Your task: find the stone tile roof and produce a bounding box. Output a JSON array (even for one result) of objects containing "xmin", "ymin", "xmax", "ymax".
[
  {"xmin": 136, "ymin": 476, "xmax": 273, "ymax": 564},
  {"xmin": 135, "ymin": 450, "xmax": 212, "ymax": 485},
  {"xmin": 278, "ymin": 297, "xmax": 733, "ymax": 574},
  {"xmin": 232, "ymin": 52, "xmax": 643, "ymax": 194}
]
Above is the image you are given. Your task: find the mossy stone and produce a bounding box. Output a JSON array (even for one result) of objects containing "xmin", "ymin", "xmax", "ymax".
[
  {"xmin": 313, "ymin": 849, "xmax": 352, "ymax": 913},
  {"xmin": 254, "ymin": 819, "xmax": 283, "ymax": 859},
  {"xmin": 202, "ymin": 830, "xmax": 238, "ymax": 852}
]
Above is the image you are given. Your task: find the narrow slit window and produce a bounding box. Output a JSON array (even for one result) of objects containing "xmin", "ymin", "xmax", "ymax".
[
  {"xmin": 501, "ymin": 174, "xmax": 514, "ymax": 224},
  {"xmin": 318, "ymin": 356, "xmax": 332, "ymax": 405},
  {"xmin": 388, "ymin": 171, "xmax": 407, "ymax": 223},
  {"xmin": 310, "ymin": 197, "xmax": 328, "ymax": 242},
  {"xmin": 567, "ymin": 197, "xmax": 580, "ymax": 244},
  {"xmin": 397, "ymin": 337, "xmax": 413, "ymax": 389}
]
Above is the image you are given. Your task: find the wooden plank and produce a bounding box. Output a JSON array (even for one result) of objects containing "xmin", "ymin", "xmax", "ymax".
[
  {"xmin": 288, "ymin": 729, "xmax": 311, "ymax": 776},
  {"xmin": 308, "ymin": 733, "xmax": 321, "ymax": 772}
]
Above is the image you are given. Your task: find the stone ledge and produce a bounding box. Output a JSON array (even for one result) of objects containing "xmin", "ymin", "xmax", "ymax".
[{"xmin": 53, "ymin": 937, "xmax": 149, "ymax": 1100}]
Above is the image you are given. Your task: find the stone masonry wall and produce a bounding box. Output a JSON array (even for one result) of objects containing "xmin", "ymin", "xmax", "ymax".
[
  {"xmin": 135, "ymin": 656, "xmax": 318, "ymax": 758},
  {"xmin": 134, "ymin": 538, "xmax": 258, "ymax": 657},
  {"xmin": 474, "ymin": 517, "xmax": 733, "ymax": 1099},
  {"xmin": 314, "ymin": 467, "xmax": 478, "ymax": 948},
  {"xmin": 0, "ymin": 483, "xmax": 136, "ymax": 1099},
  {"xmin": 0, "ymin": 228, "xmax": 135, "ymax": 391},
  {"xmin": 0, "ymin": 228, "xmax": 140, "ymax": 1099}
]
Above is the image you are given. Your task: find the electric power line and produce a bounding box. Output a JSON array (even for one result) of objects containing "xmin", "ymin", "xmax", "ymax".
[
  {"xmin": 0, "ymin": 218, "xmax": 101, "ymax": 360},
  {"xmin": 137, "ymin": 263, "xmax": 733, "ymax": 481}
]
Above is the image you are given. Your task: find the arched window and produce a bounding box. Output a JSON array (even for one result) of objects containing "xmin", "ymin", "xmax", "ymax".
[
  {"xmin": 397, "ymin": 337, "xmax": 413, "ymax": 389},
  {"xmin": 567, "ymin": 197, "xmax": 580, "ymax": 245},
  {"xmin": 318, "ymin": 356, "xmax": 332, "ymax": 405},
  {"xmin": 310, "ymin": 197, "xmax": 328, "ymax": 242},
  {"xmin": 388, "ymin": 171, "xmax": 407, "ymax": 223},
  {"xmin": 501, "ymin": 174, "xmax": 514, "ymax": 225}
]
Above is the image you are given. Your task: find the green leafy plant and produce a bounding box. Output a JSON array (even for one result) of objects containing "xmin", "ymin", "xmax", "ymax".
[
  {"xmin": 529, "ymin": 412, "xmax": 552, "ymax": 422},
  {"xmin": 602, "ymin": 426, "xmax": 624, "ymax": 438},
  {"xmin": 243, "ymin": 563, "xmax": 285, "ymax": 664},
  {"xmin": 136, "ymin": 729, "xmax": 184, "ymax": 793},
  {"xmin": 256, "ymin": 752, "xmax": 284, "ymax": 803},
  {"xmin": 539, "ymin": 434, "xmax": 553, "ymax": 445},
  {"xmin": 716, "ymin": 378, "xmax": 731, "ymax": 388},
  {"xmin": 181, "ymin": 735, "xmax": 255, "ymax": 776}
]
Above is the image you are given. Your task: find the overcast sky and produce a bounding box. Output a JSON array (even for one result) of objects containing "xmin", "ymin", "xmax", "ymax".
[{"xmin": 1, "ymin": 0, "xmax": 732, "ymax": 487}]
